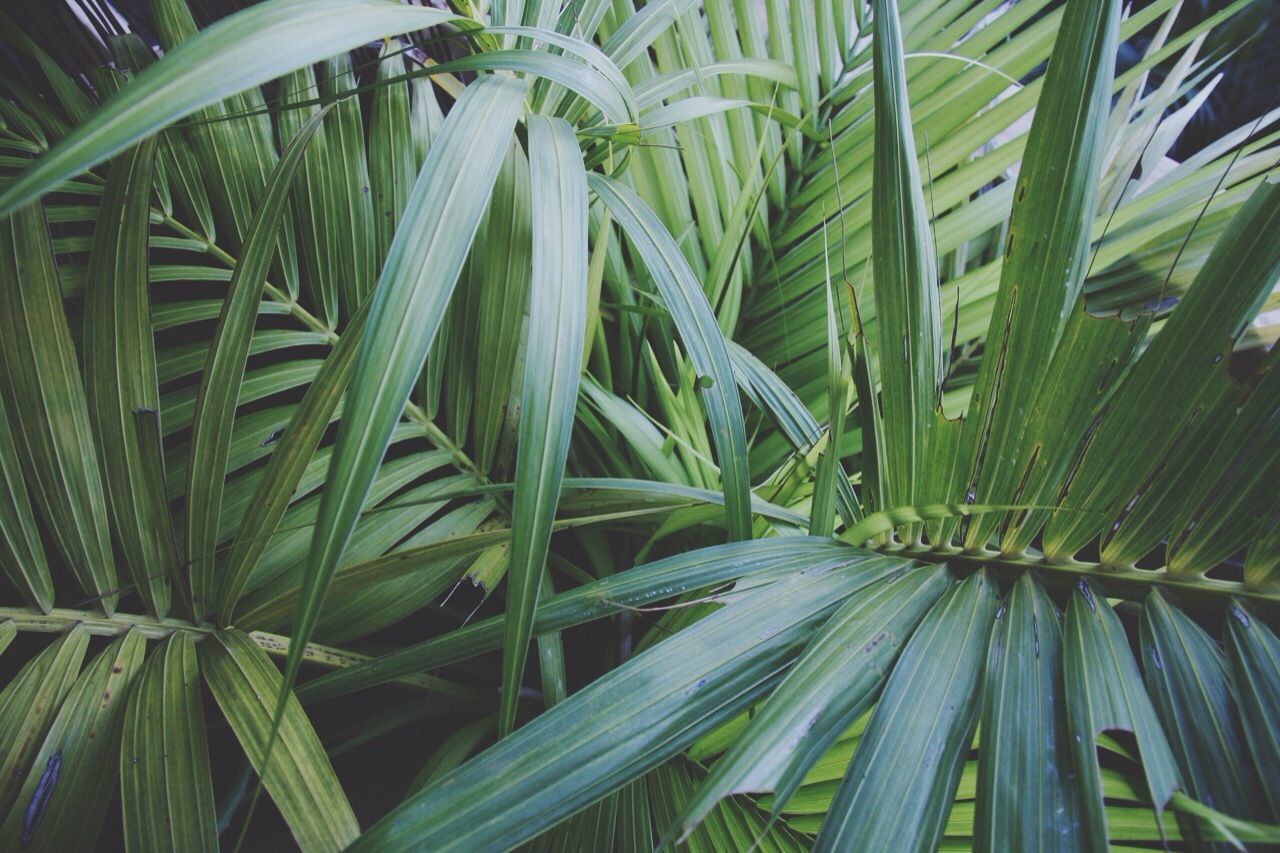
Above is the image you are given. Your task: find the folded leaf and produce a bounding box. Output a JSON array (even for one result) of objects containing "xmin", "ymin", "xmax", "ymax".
[
  {"xmin": 120, "ymin": 632, "xmax": 217, "ymax": 852},
  {"xmin": 82, "ymin": 136, "xmax": 175, "ymax": 618}
]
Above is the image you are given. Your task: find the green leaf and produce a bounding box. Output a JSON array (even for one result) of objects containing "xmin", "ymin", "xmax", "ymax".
[
  {"xmin": 579, "ymin": 378, "xmax": 686, "ymax": 484},
  {"xmin": 650, "ymin": 758, "xmax": 808, "ymax": 853},
  {"xmin": 278, "ymin": 64, "xmax": 341, "ymax": 326},
  {"xmin": 217, "ymin": 302, "xmax": 368, "ymax": 621},
  {"xmin": 1045, "ymin": 167, "xmax": 1280, "ymax": 563},
  {"xmin": 318, "ymin": 53, "xmax": 376, "ymax": 313},
  {"xmin": 1062, "ymin": 580, "xmax": 1182, "ymax": 848},
  {"xmin": 634, "ymin": 59, "xmax": 798, "ymax": 107},
  {"xmin": 788, "ymin": 0, "xmax": 819, "ymax": 128},
  {"xmin": 679, "ymin": 565, "xmax": 949, "ymax": 834},
  {"xmin": 433, "ymin": 50, "xmax": 632, "ymax": 125},
  {"xmin": 558, "ymin": 477, "xmax": 804, "ymax": 527},
  {"xmin": 536, "ymin": 570, "xmax": 569, "ymax": 710},
  {"xmin": 351, "ymin": 549, "xmax": 907, "ymax": 851},
  {"xmin": 199, "ymin": 629, "xmax": 358, "ymax": 850},
  {"xmin": 472, "ymin": 140, "xmax": 532, "ymax": 473},
  {"xmin": 297, "ymin": 537, "xmax": 865, "ymax": 703},
  {"xmin": 369, "ymin": 42, "xmax": 416, "ymax": 265},
  {"xmin": 499, "ymin": 115, "xmax": 589, "ymax": 736},
  {"xmin": 184, "ymin": 106, "xmax": 328, "ymax": 621},
  {"xmin": 986, "ymin": 306, "xmax": 1147, "ymax": 555},
  {"xmin": 960, "ymin": 0, "xmax": 1121, "ymax": 550},
  {"xmin": 163, "ymin": 360, "xmax": 324, "ymax": 436},
  {"xmin": 809, "ymin": 240, "xmax": 850, "ymax": 538},
  {"xmin": 0, "ymin": 10, "xmax": 92, "ymax": 125},
  {"xmin": 120, "ymin": 632, "xmax": 217, "ymax": 852},
  {"xmin": 1141, "ymin": 591, "xmax": 1267, "ymax": 836},
  {"xmin": 975, "ymin": 573, "xmax": 1082, "ymax": 851},
  {"xmin": 0, "ymin": 626, "xmax": 90, "ymax": 818},
  {"xmin": 589, "ymin": 173, "xmax": 751, "ymax": 541},
  {"xmin": 314, "ymin": 491, "xmax": 494, "ymax": 643},
  {"xmin": 1246, "ymin": 506, "xmax": 1280, "ymax": 587},
  {"xmin": 815, "ymin": 571, "xmax": 997, "ymax": 852},
  {"xmin": 0, "ymin": 392, "xmax": 53, "ymax": 611},
  {"xmin": 1224, "ymin": 601, "xmax": 1280, "ymax": 820},
  {"xmin": 851, "ymin": 309, "xmax": 888, "ymax": 515},
  {"xmin": 488, "ymin": 25, "xmax": 636, "ymax": 122},
  {"xmin": 729, "ymin": 343, "xmax": 859, "ymax": 525},
  {"xmin": 408, "ymin": 69, "xmax": 444, "ymax": 171},
  {"xmin": 0, "ymin": 203, "xmax": 118, "ymax": 611},
  {"xmin": 288, "ymin": 73, "xmax": 527, "ymax": 701},
  {"xmin": 865, "ymin": 0, "xmax": 941, "ymax": 530},
  {"xmin": 81, "ymin": 136, "xmax": 175, "ymax": 618},
  {"xmin": 1166, "ymin": 347, "xmax": 1280, "ymax": 575},
  {"xmin": 0, "ymin": 630, "xmax": 145, "ymax": 850},
  {"xmin": 601, "ymin": 0, "xmax": 698, "ymax": 68},
  {"xmin": 0, "ymin": 0, "xmax": 456, "ymax": 215},
  {"xmin": 406, "ymin": 715, "xmax": 495, "ymax": 796},
  {"xmin": 157, "ymin": 126, "xmax": 216, "ymax": 240},
  {"xmin": 841, "ymin": 502, "xmax": 1006, "ymax": 545}
]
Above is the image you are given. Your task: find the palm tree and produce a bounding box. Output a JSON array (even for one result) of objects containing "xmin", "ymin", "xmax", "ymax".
[{"xmin": 0, "ymin": 0, "xmax": 1276, "ymax": 848}]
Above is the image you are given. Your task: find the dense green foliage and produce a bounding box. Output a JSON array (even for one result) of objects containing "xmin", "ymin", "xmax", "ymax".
[{"xmin": 0, "ymin": 0, "xmax": 1278, "ymax": 848}]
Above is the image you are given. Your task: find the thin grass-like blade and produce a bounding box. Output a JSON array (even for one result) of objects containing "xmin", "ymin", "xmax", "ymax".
[
  {"xmin": 589, "ymin": 174, "xmax": 751, "ymax": 540},
  {"xmin": 499, "ymin": 115, "xmax": 588, "ymax": 735}
]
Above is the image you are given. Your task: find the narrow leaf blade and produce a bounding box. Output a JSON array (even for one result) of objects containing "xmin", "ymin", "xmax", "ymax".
[{"xmin": 499, "ymin": 115, "xmax": 589, "ymax": 735}]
